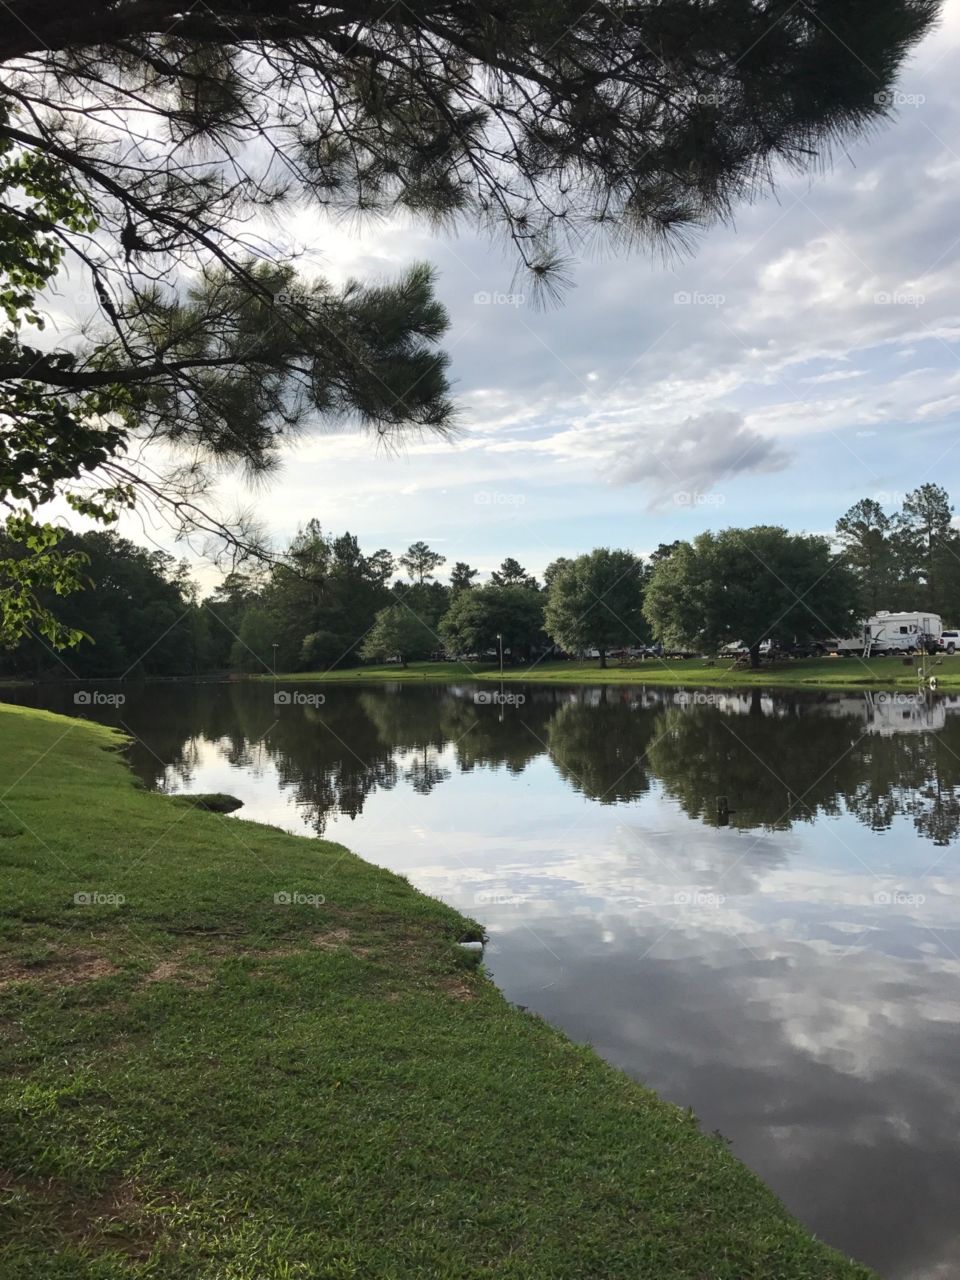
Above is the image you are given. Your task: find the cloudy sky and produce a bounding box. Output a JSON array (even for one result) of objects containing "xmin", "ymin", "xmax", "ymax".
[{"xmin": 114, "ymin": 1, "xmax": 960, "ymax": 584}]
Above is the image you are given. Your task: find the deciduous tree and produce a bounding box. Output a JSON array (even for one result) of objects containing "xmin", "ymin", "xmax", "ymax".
[
  {"xmin": 644, "ymin": 527, "xmax": 858, "ymax": 668},
  {"xmin": 440, "ymin": 583, "xmax": 545, "ymax": 662},
  {"xmin": 361, "ymin": 606, "xmax": 437, "ymax": 666},
  {"xmin": 544, "ymin": 549, "xmax": 647, "ymax": 667}
]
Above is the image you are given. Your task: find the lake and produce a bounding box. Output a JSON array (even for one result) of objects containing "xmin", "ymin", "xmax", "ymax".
[{"xmin": 5, "ymin": 678, "xmax": 960, "ymax": 1279}]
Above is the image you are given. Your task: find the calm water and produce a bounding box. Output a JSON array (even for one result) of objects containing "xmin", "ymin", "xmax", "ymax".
[{"xmin": 5, "ymin": 678, "xmax": 960, "ymax": 1279}]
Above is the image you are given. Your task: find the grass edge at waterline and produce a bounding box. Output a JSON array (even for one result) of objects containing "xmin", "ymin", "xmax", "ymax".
[
  {"xmin": 259, "ymin": 654, "xmax": 960, "ymax": 691},
  {"xmin": 0, "ymin": 703, "xmax": 875, "ymax": 1278}
]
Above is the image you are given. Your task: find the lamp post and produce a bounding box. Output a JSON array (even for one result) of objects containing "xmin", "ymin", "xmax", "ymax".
[
  {"xmin": 271, "ymin": 642, "xmax": 279, "ymax": 683},
  {"xmin": 495, "ymin": 631, "xmax": 505, "ymax": 721}
]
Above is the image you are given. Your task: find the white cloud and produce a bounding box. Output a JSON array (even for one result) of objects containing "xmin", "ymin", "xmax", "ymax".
[{"xmin": 603, "ymin": 410, "xmax": 790, "ymax": 500}]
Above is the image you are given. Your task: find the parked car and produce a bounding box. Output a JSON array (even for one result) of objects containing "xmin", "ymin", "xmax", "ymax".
[
  {"xmin": 720, "ymin": 639, "xmax": 774, "ymax": 656},
  {"xmin": 939, "ymin": 630, "xmax": 959, "ymax": 655}
]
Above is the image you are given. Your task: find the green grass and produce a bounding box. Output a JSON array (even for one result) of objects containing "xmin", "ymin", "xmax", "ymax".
[
  {"xmin": 0, "ymin": 704, "xmax": 875, "ymax": 1279},
  {"xmin": 264, "ymin": 654, "xmax": 960, "ymax": 691}
]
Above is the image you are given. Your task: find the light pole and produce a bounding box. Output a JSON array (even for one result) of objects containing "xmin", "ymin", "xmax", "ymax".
[
  {"xmin": 495, "ymin": 631, "xmax": 505, "ymax": 721},
  {"xmin": 271, "ymin": 642, "xmax": 279, "ymax": 684}
]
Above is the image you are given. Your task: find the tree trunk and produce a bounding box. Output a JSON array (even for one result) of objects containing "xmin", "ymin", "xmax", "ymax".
[
  {"xmin": 598, "ymin": 648, "xmax": 607, "ymax": 669},
  {"xmin": 749, "ymin": 645, "xmax": 761, "ymax": 669}
]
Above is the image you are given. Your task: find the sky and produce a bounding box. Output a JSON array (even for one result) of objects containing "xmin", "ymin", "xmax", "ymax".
[{"xmin": 73, "ymin": 1, "xmax": 960, "ymax": 587}]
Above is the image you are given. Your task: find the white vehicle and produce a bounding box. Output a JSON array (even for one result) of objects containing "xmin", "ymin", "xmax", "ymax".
[
  {"xmin": 939, "ymin": 630, "xmax": 959, "ymax": 655},
  {"xmin": 720, "ymin": 639, "xmax": 774, "ymax": 656},
  {"xmin": 814, "ymin": 634, "xmax": 863, "ymax": 655},
  {"xmin": 864, "ymin": 611, "xmax": 942, "ymax": 656}
]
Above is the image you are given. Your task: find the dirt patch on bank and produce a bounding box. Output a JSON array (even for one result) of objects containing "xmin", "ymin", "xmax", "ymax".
[
  {"xmin": 311, "ymin": 927, "xmax": 370, "ymax": 956},
  {"xmin": 0, "ymin": 1170, "xmax": 166, "ymax": 1259},
  {"xmin": 144, "ymin": 959, "xmax": 212, "ymax": 987},
  {"xmin": 0, "ymin": 952, "xmax": 118, "ymax": 988},
  {"xmin": 440, "ymin": 975, "xmax": 478, "ymax": 1002}
]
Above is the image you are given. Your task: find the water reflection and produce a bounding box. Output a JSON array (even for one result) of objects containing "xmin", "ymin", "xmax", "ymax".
[
  {"xmin": 4, "ymin": 678, "xmax": 960, "ymax": 1278},
  {"xmin": 31, "ymin": 680, "xmax": 959, "ymax": 846}
]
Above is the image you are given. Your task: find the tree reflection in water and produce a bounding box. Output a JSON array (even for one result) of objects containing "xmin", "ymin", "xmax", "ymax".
[{"xmin": 8, "ymin": 681, "xmax": 960, "ymax": 845}]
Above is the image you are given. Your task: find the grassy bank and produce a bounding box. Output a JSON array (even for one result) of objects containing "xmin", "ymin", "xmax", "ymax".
[
  {"xmin": 0, "ymin": 704, "xmax": 874, "ymax": 1279},
  {"xmin": 265, "ymin": 654, "xmax": 960, "ymax": 691}
]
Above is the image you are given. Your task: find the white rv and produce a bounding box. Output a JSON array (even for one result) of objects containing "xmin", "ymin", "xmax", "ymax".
[
  {"xmin": 864, "ymin": 611, "xmax": 942, "ymax": 656},
  {"xmin": 814, "ymin": 633, "xmax": 863, "ymax": 656}
]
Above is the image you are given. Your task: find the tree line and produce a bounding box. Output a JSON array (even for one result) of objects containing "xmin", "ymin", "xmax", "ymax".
[
  {"xmin": 1, "ymin": 484, "xmax": 956, "ymax": 678},
  {"xmin": 834, "ymin": 485, "xmax": 960, "ymax": 617}
]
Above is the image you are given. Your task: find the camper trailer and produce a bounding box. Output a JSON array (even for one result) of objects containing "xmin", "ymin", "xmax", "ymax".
[
  {"xmin": 813, "ymin": 633, "xmax": 863, "ymax": 656},
  {"xmin": 864, "ymin": 611, "xmax": 942, "ymax": 656}
]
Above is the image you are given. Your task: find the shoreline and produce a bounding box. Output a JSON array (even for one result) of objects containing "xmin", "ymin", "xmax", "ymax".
[
  {"xmin": 6, "ymin": 656, "xmax": 956, "ymax": 695},
  {"xmin": 0, "ymin": 703, "xmax": 875, "ymax": 1278},
  {"xmin": 254, "ymin": 655, "xmax": 959, "ymax": 693}
]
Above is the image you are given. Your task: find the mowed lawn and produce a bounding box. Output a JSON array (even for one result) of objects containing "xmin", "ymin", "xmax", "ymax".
[
  {"xmin": 0, "ymin": 704, "xmax": 875, "ymax": 1279},
  {"xmin": 265, "ymin": 653, "xmax": 960, "ymax": 690}
]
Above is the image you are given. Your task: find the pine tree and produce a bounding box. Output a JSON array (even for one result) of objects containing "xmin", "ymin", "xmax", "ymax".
[
  {"xmin": 892, "ymin": 485, "xmax": 960, "ymax": 613},
  {"xmin": 835, "ymin": 499, "xmax": 898, "ymax": 614}
]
